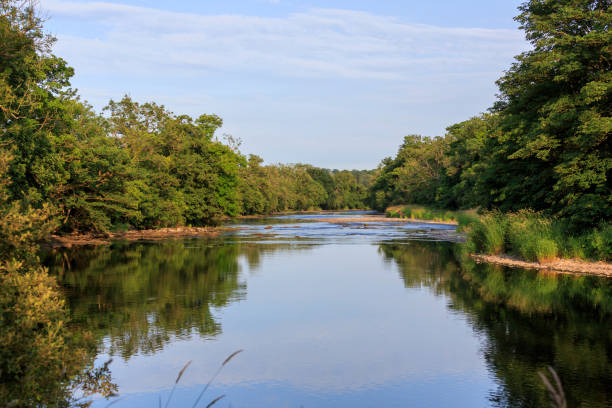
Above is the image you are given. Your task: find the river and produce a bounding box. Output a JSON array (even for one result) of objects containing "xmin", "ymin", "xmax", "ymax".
[{"xmin": 45, "ymin": 212, "xmax": 612, "ymax": 407}]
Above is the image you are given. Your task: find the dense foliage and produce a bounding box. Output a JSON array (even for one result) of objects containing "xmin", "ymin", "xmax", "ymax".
[
  {"xmin": 0, "ymin": 0, "xmax": 372, "ymax": 235},
  {"xmin": 238, "ymin": 156, "xmax": 370, "ymax": 215},
  {"xmin": 370, "ymin": 0, "xmax": 611, "ymax": 232}
]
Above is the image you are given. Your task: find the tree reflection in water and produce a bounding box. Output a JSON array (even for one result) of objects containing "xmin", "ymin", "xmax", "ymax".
[
  {"xmin": 46, "ymin": 239, "xmax": 312, "ymax": 359},
  {"xmin": 23, "ymin": 239, "xmax": 612, "ymax": 407},
  {"xmin": 379, "ymin": 241, "xmax": 612, "ymax": 408}
]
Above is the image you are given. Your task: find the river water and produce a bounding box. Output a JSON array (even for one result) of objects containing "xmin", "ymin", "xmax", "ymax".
[{"xmin": 46, "ymin": 212, "xmax": 612, "ymax": 407}]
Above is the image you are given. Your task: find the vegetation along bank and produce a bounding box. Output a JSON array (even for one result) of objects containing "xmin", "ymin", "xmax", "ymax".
[
  {"xmin": 370, "ymin": 0, "xmax": 610, "ymax": 267},
  {"xmin": 1, "ymin": 1, "xmax": 610, "ymax": 256}
]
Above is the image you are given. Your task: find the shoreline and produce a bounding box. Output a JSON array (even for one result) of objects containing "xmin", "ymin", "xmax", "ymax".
[
  {"xmin": 230, "ymin": 209, "xmax": 373, "ymax": 220},
  {"xmin": 471, "ymin": 253, "xmax": 612, "ymax": 277},
  {"xmin": 43, "ymin": 217, "xmax": 611, "ymax": 278},
  {"xmin": 313, "ymin": 215, "xmax": 458, "ymax": 225},
  {"xmin": 45, "ymin": 226, "xmax": 236, "ymax": 247}
]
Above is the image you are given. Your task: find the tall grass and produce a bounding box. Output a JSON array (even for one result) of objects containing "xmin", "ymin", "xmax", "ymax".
[
  {"xmin": 104, "ymin": 350, "xmax": 243, "ymax": 408},
  {"xmin": 385, "ymin": 205, "xmax": 478, "ymax": 229},
  {"xmin": 467, "ymin": 212, "xmax": 506, "ymax": 255},
  {"xmin": 467, "ymin": 210, "xmax": 611, "ymax": 262}
]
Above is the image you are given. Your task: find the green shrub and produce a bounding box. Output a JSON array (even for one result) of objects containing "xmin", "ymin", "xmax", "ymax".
[
  {"xmin": 559, "ymin": 236, "xmax": 586, "ymax": 259},
  {"xmin": 585, "ymin": 225, "xmax": 612, "ymax": 261},
  {"xmin": 456, "ymin": 211, "xmax": 480, "ymax": 232}
]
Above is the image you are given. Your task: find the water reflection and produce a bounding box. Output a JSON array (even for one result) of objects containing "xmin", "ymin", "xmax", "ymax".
[
  {"xmin": 47, "ymin": 239, "xmax": 315, "ymax": 359},
  {"xmin": 0, "ymin": 265, "xmax": 117, "ymax": 407},
  {"xmin": 380, "ymin": 242, "xmax": 612, "ymax": 408},
  {"xmin": 37, "ymin": 227, "xmax": 612, "ymax": 408}
]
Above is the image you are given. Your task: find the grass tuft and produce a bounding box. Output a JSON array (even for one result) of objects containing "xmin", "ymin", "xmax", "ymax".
[
  {"xmin": 467, "ymin": 212, "xmax": 506, "ymax": 255},
  {"xmin": 105, "ymin": 351, "xmax": 242, "ymax": 408}
]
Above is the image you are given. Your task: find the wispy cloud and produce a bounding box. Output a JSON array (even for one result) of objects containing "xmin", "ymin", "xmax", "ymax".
[{"xmin": 41, "ymin": 0, "xmax": 526, "ymax": 81}]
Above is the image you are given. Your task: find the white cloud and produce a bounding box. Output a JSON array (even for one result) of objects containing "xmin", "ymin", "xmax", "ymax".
[{"xmin": 41, "ymin": 0, "xmax": 525, "ymax": 81}]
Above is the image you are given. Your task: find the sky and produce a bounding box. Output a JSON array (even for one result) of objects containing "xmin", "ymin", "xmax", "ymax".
[{"xmin": 39, "ymin": 0, "xmax": 529, "ymax": 169}]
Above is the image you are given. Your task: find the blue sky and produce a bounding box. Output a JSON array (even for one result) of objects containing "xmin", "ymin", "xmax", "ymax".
[{"xmin": 40, "ymin": 0, "xmax": 528, "ymax": 169}]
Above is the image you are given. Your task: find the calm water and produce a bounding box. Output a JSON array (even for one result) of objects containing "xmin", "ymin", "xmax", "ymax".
[{"xmin": 45, "ymin": 213, "xmax": 612, "ymax": 407}]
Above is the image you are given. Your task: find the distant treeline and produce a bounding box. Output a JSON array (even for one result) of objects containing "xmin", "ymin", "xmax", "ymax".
[
  {"xmin": 240, "ymin": 157, "xmax": 374, "ymax": 216},
  {"xmin": 369, "ymin": 1, "xmax": 611, "ymax": 230}
]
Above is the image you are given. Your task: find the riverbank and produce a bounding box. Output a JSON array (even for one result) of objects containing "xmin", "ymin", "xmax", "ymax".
[
  {"xmin": 46, "ymin": 226, "xmax": 234, "ymax": 247},
  {"xmin": 471, "ymin": 254, "xmax": 612, "ymax": 277},
  {"xmin": 385, "ymin": 206, "xmax": 611, "ymax": 276},
  {"xmin": 313, "ymin": 215, "xmax": 458, "ymax": 225},
  {"xmin": 464, "ymin": 210, "xmax": 611, "ymax": 276},
  {"xmin": 231, "ymin": 209, "xmax": 372, "ymax": 220}
]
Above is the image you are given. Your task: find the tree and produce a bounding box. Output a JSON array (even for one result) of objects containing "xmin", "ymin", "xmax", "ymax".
[
  {"xmin": 369, "ymin": 135, "xmax": 449, "ymax": 210},
  {"xmin": 441, "ymin": 113, "xmax": 500, "ymax": 209},
  {"xmin": 488, "ymin": 0, "xmax": 611, "ymax": 226},
  {"xmin": 0, "ymin": 0, "xmax": 75, "ymax": 208},
  {"xmin": 0, "ymin": 145, "xmax": 116, "ymax": 407},
  {"xmin": 104, "ymin": 96, "xmax": 243, "ymax": 227}
]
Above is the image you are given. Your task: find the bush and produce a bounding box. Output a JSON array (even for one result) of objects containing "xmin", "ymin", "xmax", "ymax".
[
  {"xmin": 504, "ymin": 210, "xmax": 557, "ymax": 262},
  {"xmin": 585, "ymin": 225, "xmax": 612, "ymax": 261}
]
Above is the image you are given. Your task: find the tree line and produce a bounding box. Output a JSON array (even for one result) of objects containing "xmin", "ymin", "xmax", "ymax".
[
  {"xmin": 369, "ymin": 0, "xmax": 611, "ymax": 230},
  {"xmin": 4, "ymin": 0, "xmax": 609, "ymax": 236},
  {"xmin": 1, "ymin": 1, "xmax": 373, "ymax": 235}
]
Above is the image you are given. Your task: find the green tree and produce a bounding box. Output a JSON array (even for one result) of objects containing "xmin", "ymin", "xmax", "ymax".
[
  {"xmin": 52, "ymin": 101, "xmax": 139, "ymax": 232},
  {"xmin": 0, "ymin": 0, "xmax": 75, "ymax": 209},
  {"xmin": 369, "ymin": 135, "xmax": 449, "ymax": 210},
  {"xmin": 441, "ymin": 113, "xmax": 500, "ymax": 209},
  {"xmin": 328, "ymin": 170, "xmax": 365, "ymax": 209},
  {"xmin": 238, "ymin": 154, "xmax": 270, "ymax": 214},
  {"xmin": 487, "ymin": 0, "xmax": 611, "ymax": 226},
  {"xmin": 104, "ymin": 96, "xmax": 243, "ymax": 227},
  {"xmin": 0, "ymin": 143, "xmax": 116, "ymax": 407}
]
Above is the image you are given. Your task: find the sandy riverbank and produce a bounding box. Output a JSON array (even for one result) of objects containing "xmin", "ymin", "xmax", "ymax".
[
  {"xmin": 471, "ymin": 254, "xmax": 612, "ymax": 277},
  {"xmin": 228, "ymin": 210, "xmax": 371, "ymax": 220},
  {"xmin": 312, "ymin": 215, "xmax": 458, "ymax": 225}
]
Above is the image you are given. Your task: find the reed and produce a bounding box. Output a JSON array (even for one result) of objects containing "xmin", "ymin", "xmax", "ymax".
[
  {"xmin": 467, "ymin": 210, "xmax": 611, "ymax": 262},
  {"xmin": 539, "ymin": 366, "xmax": 567, "ymax": 408},
  {"xmin": 466, "ymin": 212, "xmax": 506, "ymax": 255},
  {"xmin": 105, "ymin": 350, "xmax": 242, "ymax": 408}
]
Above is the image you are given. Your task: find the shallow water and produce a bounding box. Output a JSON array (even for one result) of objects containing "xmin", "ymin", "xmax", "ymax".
[{"xmin": 45, "ymin": 213, "xmax": 612, "ymax": 407}]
